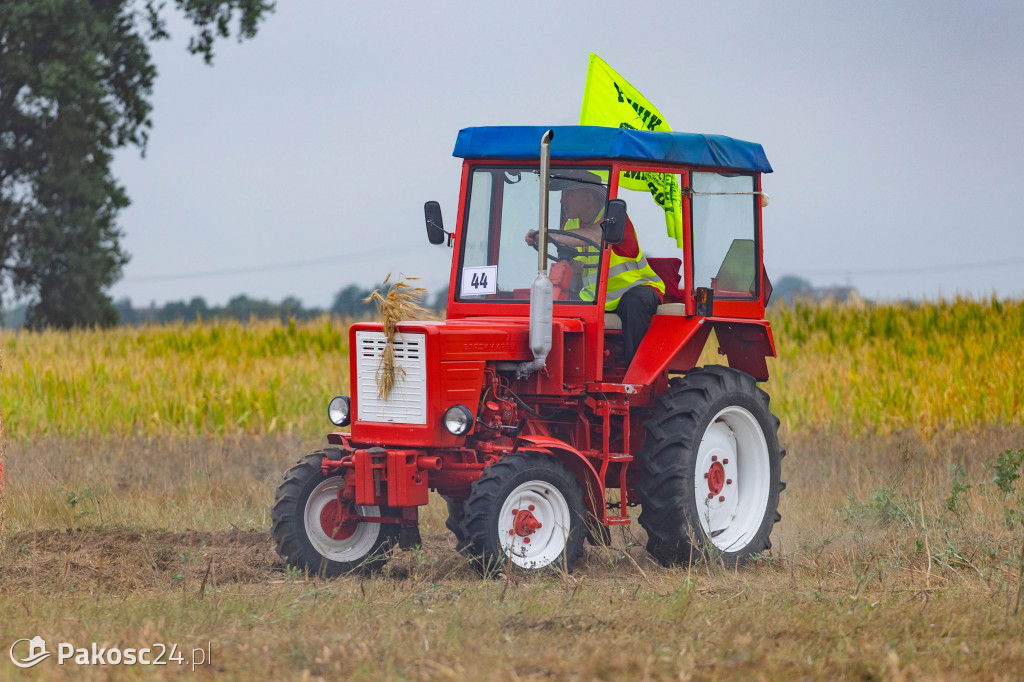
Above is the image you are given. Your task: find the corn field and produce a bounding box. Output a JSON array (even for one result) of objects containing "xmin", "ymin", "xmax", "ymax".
[
  {"xmin": 0, "ymin": 298, "xmax": 1021, "ymax": 439},
  {"xmin": 769, "ymin": 297, "xmax": 1024, "ymax": 434},
  {"xmin": 0, "ymin": 316, "xmax": 351, "ymax": 438}
]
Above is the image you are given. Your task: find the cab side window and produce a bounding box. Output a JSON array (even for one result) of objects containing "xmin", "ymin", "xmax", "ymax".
[{"xmin": 691, "ymin": 173, "xmax": 757, "ymax": 298}]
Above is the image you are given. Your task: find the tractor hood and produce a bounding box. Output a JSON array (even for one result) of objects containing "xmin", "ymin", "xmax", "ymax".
[{"xmin": 346, "ymin": 318, "xmax": 584, "ymax": 448}]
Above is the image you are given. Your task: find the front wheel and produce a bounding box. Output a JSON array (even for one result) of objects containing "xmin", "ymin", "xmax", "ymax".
[
  {"xmin": 462, "ymin": 452, "xmax": 586, "ymax": 574},
  {"xmin": 637, "ymin": 366, "xmax": 785, "ymax": 566},
  {"xmin": 271, "ymin": 451, "xmax": 399, "ymax": 577}
]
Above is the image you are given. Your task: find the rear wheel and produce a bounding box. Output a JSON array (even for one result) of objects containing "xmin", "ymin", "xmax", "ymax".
[
  {"xmin": 271, "ymin": 451, "xmax": 399, "ymax": 577},
  {"xmin": 637, "ymin": 366, "xmax": 785, "ymax": 566},
  {"xmin": 462, "ymin": 452, "xmax": 586, "ymax": 574}
]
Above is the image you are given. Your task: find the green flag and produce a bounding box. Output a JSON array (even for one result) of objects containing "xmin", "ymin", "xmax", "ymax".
[{"xmin": 579, "ymin": 53, "xmax": 684, "ymax": 247}]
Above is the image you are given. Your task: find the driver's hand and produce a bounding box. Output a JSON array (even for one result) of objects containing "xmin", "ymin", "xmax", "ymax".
[{"xmin": 525, "ymin": 230, "xmax": 538, "ymax": 247}]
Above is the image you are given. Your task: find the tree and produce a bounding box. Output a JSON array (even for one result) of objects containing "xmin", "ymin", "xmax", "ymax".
[
  {"xmin": 158, "ymin": 295, "xmax": 209, "ymax": 323},
  {"xmin": 114, "ymin": 297, "xmax": 138, "ymax": 324},
  {"xmin": 331, "ymin": 284, "xmax": 374, "ymax": 319},
  {"xmin": 770, "ymin": 275, "xmax": 813, "ymax": 305},
  {"xmin": 0, "ymin": 0, "xmax": 273, "ymax": 329},
  {"xmin": 430, "ymin": 285, "xmax": 449, "ymax": 312}
]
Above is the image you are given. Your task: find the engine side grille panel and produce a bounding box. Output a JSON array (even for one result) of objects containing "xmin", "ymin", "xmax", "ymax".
[{"xmin": 355, "ymin": 331, "xmax": 427, "ymax": 425}]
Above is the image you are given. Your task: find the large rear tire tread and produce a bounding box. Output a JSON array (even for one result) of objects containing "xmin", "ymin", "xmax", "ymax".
[
  {"xmin": 271, "ymin": 450, "xmax": 399, "ymax": 578},
  {"xmin": 637, "ymin": 366, "xmax": 785, "ymax": 567}
]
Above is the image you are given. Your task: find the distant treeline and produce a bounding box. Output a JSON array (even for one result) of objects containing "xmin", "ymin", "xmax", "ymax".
[
  {"xmin": 2, "ymin": 284, "xmax": 449, "ymax": 328},
  {"xmin": 1, "ymin": 275, "xmax": 844, "ymax": 328}
]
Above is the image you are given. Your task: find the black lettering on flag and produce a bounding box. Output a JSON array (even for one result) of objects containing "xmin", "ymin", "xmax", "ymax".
[
  {"xmin": 646, "ymin": 178, "xmax": 668, "ymax": 207},
  {"xmin": 613, "ymin": 81, "xmax": 625, "ymax": 103}
]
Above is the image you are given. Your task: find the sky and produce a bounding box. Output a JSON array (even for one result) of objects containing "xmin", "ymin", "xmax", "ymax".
[{"xmin": 109, "ymin": 0, "xmax": 1024, "ymax": 309}]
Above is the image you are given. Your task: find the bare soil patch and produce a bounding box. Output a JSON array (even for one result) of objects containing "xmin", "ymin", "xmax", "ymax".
[
  {"xmin": 0, "ymin": 526, "xmax": 485, "ymax": 597},
  {"xmin": 4, "ymin": 528, "xmax": 279, "ymax": 593}
]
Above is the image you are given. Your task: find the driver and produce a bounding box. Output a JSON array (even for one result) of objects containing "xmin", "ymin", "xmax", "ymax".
[{"xmin": 526, "ymin": 170, "xmax": 665, "ymax": 365}]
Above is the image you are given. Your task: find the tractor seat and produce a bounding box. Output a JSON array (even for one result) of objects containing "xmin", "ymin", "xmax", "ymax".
[
  {"xmin": 604, "ymin": 258, "xmax": 686, "ymax": 330},
  {"xmin": 604, "ymin": 303, "xmax": 687, "ymax": 330}
]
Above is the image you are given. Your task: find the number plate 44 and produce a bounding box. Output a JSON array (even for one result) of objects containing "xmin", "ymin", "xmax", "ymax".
[{"xmin": 461, "ymin": 266, "xmax": 497, "ymax": 296}]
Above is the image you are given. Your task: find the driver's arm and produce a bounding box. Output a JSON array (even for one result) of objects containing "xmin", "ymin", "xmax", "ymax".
[
  {"xmin": 552, "ymin": 224, "xmax": 603, "ymax": 246},
  {"xmin": 526, "ymin": 224, "xmax": 603, "ymax": 248}
]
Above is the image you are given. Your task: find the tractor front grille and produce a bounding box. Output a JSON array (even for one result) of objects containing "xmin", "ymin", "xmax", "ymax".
[{"xmin": 354, "ymin": 331, "xmax": 427, "ymax": 425}]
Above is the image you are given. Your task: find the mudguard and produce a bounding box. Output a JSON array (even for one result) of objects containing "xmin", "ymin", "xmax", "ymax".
[
  {"xmin": 623, "ymin": 317, "xmax": 775, "ymax": 384},
  {"xmin": 514, "ymin": 435, "xmax": 606, "ymax": 522}
]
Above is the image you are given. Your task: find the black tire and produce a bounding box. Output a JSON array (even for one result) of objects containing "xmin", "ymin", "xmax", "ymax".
[
  {"xmin": 462, "ymin": 452, "xmax": 586, "ymax": 574},
  {"xmin": 586, "ymin": 522, "xmax": 612, "ymax": 547},
  {"xmin": 637, "ymin": 366, "xmax": 785, "ymax": 567},
  {"xmin": 442, "ymin": 495, "xmax": 470, "ymax": 550},
  {"xmin": 271, "ymin": 450, "xmax": 399, "ymax": 577}
]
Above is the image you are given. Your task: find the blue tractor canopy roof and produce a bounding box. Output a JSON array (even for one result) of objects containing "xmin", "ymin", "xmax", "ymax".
[{"xmin": 453, "ymin": 126, "xmax": 772, "ymax": 174}]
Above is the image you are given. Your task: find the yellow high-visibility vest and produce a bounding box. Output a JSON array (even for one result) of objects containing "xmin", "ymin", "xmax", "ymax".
[{"xmin": 565, "ymin": 215, "xmax": 665, "ymax": 312}]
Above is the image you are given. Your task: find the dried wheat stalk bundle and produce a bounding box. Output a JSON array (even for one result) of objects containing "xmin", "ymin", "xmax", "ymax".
[{"xmin": 364, "ymin": 274, "xmax": 432, "ymax": 400}]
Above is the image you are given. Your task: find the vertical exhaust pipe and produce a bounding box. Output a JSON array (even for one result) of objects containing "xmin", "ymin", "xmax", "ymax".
[
  {"xmin": 518, "ymin": 129, "xmax": 555, "ymax": 379},
  {"xmin": 536, "ymin": 129, "xmax": 554, "ymax": 273}
]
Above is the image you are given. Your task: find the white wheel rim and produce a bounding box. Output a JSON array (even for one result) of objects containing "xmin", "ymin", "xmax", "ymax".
[
  {"xmin": 497, "ymin": 480, "xmax": 571, "ymax": 569},
  {"xmin": 693, "ymin": 406, "xmax": 771, "ymax": 552},
  {"xmin": 303, "ymin": 477, "xmax": 381, "ymax": 563}
]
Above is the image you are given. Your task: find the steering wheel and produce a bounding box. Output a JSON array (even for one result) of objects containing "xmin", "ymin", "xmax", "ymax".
[{"xmin": 530, "ymin": 229, "xmax": 603, "ymax": 267}]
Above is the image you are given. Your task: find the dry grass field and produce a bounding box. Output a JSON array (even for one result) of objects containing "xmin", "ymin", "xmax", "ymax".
[{"xmin": 1, "ymin": 299, "xmax": 1023, "ymax": 680}]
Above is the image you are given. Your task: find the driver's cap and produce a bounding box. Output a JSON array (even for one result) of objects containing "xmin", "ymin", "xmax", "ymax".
[{"xmin": 550, "ymin": 169, "xmax": 607, "ymax": 196}]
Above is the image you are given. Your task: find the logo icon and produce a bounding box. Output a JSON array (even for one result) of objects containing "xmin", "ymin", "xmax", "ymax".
[{"xmin": 9, "ymin": 636, "xmax": 51, "ymax": 668}]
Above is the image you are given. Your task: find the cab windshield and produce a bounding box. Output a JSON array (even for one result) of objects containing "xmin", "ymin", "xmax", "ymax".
[{"xmin": 457, "ymin": 165, "xmax": 609, "ymax": 303}]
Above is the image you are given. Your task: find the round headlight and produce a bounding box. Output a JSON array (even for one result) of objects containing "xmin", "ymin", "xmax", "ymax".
[
  {"xmin": 327, "ymin": 395, "xmax": 351, "ymax": 427},
  {"xmin": 443, "ymin": 404, "xmax": 473, "ymax": 435}
]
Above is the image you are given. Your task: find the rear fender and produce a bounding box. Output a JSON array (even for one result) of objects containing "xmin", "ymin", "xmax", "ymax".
[
  {"xmin": 623, "ymin": 317, "xmax": 776, "ymax": 384},
  {"xmin": 514, "ymin": 435, "xmax": 606, "ymax": 524},
  {"xmin": 712, "ymin": 320, "xmax": 776, "ymax": 381},
  {"xmin": 623, "ymin": 317, "xmax": 711, "ymax": 385}
]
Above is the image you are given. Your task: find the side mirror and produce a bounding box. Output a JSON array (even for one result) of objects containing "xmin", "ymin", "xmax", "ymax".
[
  {"xmin": 601, "ymin": 198, "xmax": 627, "ymax": 245},
  {"xmin": 424, "ymin": 201, "xmax": 446, "ymax": 245}
]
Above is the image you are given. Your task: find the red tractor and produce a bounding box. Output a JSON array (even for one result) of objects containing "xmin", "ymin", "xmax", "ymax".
[{"xmin": 271, "ymin": 126, "xmax": 784, "ymax": 575}]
